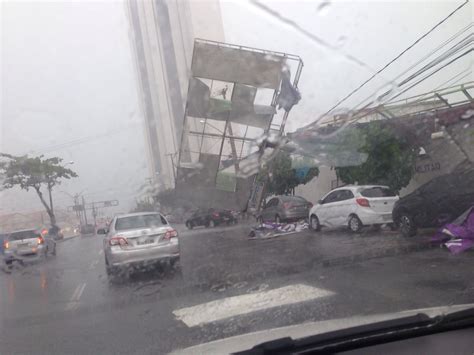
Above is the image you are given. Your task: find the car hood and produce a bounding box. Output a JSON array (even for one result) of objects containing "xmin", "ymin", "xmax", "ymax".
[{"xmin": 169, "ymin": 303, "xmax": 474, "ymax": 355}]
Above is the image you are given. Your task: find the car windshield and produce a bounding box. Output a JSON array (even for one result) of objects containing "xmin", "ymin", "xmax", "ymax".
[
  {"xmin": 115, "ymin": 214, "xmax": 166, "ymax": 231},
  {"xmin": 360, "ymin": 187, "xmax": 397, "ymax": 198},
  {"xmin": 8, "ymin": 230, "xmax": 40, "ymax": 240},
  {"xmin": 1, "ymin": 1, "xmax": 473, "ymax": 354}
]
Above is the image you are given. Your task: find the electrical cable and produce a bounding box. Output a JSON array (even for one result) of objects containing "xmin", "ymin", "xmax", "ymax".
[{"xmin": 320, "ymin": 0, "xmax": 470, "ymax": 117}]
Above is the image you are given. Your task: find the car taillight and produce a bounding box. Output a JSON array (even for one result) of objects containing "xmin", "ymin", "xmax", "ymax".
[
  {"xmin": 164, "ymin": 229, "xmax": 178, "ymax": 240},
  {"xmin": 212, "ymin": 212, "xmax": 220, "ymax": 217},
  {"xmin": 356, "ymin": 198, "xmax": 370, "ymax": 207},
  {"xmin": 109, "ymin": 236, "xmax": 128, "ymax": 246},
  {"xmin": 283, "ymin": 202, "xmax": 291, "ymax": 209},
  {"xmin": 3, "ymin": 241, "xmax": 9, "ymax": 249},
  {"xmin": 37, "ymin": 236, "xmax": 44, "ymax": 244}
]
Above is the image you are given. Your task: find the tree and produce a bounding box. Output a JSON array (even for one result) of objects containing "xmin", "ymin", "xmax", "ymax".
[
  {"xmin": 0, "ymin": 154, "xmax": 78, "ymax": 227},
  {"xmin": 258, "ymin": 151, "xmax": 319, "ymax": 195},
  {"xmin": 335, "ymin": 122, "xmax": 419, "ymax": 192},
  {"xmin": 130, "ymin": 199, "xmax": 156, "ymax": 213}
]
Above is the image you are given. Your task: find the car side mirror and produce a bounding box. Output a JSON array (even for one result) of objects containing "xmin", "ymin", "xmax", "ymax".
[
  {"xmin": 97, "ymin": 228, "xmax": 107, "ymax": 235},
  {"xmin": 318, "ymin": 199, "xmax": 324, "ymax": 205}
]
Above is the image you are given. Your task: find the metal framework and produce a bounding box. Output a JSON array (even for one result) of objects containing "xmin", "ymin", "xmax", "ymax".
[{"xmin": 175, "ymin": 39, "xmax": 303, "ymax": 208}]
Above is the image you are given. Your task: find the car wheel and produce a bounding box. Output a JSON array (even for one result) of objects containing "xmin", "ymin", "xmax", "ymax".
[
  {"xmin": 348, "ymin": 215, "xmax": 362, "ymax": 233},
  {"xmin": 310, "ymin": 215, "xmax": 321, "ymax": 231},
  {"xmin": 275, "ymin": 215, "xmax": 281, "ymax": 224},
  {"xmin": 399, "ymin": 214, "xmax": 416, "ymax": 237}
]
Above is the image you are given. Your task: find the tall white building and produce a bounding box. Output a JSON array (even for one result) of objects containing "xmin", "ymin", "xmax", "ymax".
[{"xmin": 125, "ymin": 0, "xmax": 225, "ymax": 189}]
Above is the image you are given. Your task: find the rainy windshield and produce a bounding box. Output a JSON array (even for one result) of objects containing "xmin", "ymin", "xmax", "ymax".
[
  {"xmin": 115, "ymin": 214, "xmax": 167, "ymax": 231},
  {"xmin": 7, "ymin": 230, "xmax": 40, "ymax": 241},
  {"xmin": 1, "ymin": 0, "xmax": 473, "ymax": 354}
]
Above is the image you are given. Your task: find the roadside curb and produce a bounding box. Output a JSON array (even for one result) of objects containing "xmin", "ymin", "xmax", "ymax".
[{"xmin": 56, "ymin": 235, "xmax": 80, "ymax": 243}]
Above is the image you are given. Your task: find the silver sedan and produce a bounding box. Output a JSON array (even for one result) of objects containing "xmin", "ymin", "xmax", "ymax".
[{"xmin": 100, "ymin": 212, "xmax": 180, "ymax": 276}]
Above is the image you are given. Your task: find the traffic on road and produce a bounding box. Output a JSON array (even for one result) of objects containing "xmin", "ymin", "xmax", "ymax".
[{"xmin": 1, "ymin": 0, "xmax": 474, "ymax": 354}]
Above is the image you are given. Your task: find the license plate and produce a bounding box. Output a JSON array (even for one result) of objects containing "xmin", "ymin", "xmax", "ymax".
[{"xmin": 137, "ymin": 238, "xmax": 154, "ymax": 245}]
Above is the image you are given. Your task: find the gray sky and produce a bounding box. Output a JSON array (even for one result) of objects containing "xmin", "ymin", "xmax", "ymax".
[{"xmin": 1, "ymin": 0, "xmax": 472, "ymax": 215}]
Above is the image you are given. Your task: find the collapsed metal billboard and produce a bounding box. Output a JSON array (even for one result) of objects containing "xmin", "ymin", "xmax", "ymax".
[{"xmin": 176, "ymin": 39, "xmax": 303, "ymax": 210}]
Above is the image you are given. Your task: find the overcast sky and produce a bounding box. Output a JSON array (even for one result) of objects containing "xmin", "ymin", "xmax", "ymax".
[{"xmin": 1, "ymin": 0, "xmax": 472, "ymax": 216}]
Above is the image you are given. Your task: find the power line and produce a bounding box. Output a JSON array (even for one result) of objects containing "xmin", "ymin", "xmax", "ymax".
[
  {"xmin": 360, "ymin": 34, "xmax": 473, "ymax": 108},
  {"xmin": 320, "ymin": 0, "xmax": 470, "ymax": 117},
  {"xmin": 353, "ymin": 23, "xmax": 473, "ymax": 109}
]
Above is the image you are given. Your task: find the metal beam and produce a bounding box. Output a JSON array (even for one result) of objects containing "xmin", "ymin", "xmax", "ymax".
[
  {"xmin": 435, "ymin": 93, "xmax": 452, "ymax": 108},
  {"xmin": 462, "ymin": 87, "xmax": 473, "ymax": 100}
]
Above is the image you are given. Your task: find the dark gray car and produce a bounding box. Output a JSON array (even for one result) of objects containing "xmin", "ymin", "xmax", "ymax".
[{"xmin": 257, "ymin": 195, "xmax": 313, "ymax": 223}]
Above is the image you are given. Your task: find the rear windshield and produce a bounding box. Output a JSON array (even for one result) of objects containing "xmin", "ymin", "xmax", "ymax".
[
  {"xmin": 360, "ymin": 187, "xmax": 396, "ymax": 198},
  {"xmin": 115, "ymin": 214, "xmax": 167, "ymax": 231},
  {"xmin": 281, "ymin": 196, "xmax": 307, "ymax": 203},
  {"xmin": 8, "ymin": 230, "xmax": 40, "ymax": 240}
]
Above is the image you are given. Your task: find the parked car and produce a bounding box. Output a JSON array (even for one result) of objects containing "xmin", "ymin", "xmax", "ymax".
[
  {"xmin": 309, "ymin": 185, "xmax": 399, "ymax": 233},
  {"xmin": 185, "ymin": 208, "xmax": 237, "ymax": 229},
  {"xmin": 99, "ymin": 212, "xmax": 179, "ymax": 277},
  {"xmin": 2, "ymin": 228, "xmax": 55, "ymax": 266},
  {"xmin": 257, "ymin": 195, "xmax": 313, "ymax": 223},
  {"xmin": 392, "ymin": 169, "xmax": 474, "ymax": 237}
]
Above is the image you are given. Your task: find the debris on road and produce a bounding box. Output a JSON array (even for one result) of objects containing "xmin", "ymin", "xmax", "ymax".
[
  {"xmin": 248, "ymin": 221, "xmax": 309, "ymax": 240},
  {"xmin": 432, "ymin": 206, "xmax": 474, "ymax": 254}
]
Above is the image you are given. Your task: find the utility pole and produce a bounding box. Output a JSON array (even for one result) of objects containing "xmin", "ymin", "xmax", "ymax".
[
  {"xmin": 82, "ymin": 195, "xmax": 88, "ymax": 225},
  {"xmin": 91, "ymin": 202, "xmax": 97, "ymax": 227}
]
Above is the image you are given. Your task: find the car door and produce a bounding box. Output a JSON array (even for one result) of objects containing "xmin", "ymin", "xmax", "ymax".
[
  {"xmin": 262, "ymin": 198, "xmax": 278, "ymax": 221},
  {"xmin": 421, "ymin": 176, "xmax": 456, "ymax": 226},
  {"xmin": 450, "ymin": 170, "xmax": 474, "ymax": 217},
  {"xmin": 317, "ymin": 191, "xmax": 340, "ymax": 226},
  {"xmin": 330, "ymin": 189, "xmax": 355, "ymax": 226}
]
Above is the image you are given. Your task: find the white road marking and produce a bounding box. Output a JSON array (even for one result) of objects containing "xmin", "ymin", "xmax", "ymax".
[
  {"xmin": 65, "ymin": 282, "xmax": 86, "ymax": 311},
  {"xmin": 173, "ymin": 284, "xmax": 334, "ymax": 327}
]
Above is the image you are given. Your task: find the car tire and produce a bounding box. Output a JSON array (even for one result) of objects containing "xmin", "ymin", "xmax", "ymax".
[
  {"xmin": 310, "ymin": 215, "xmax": 321, "ymax": 231},
  {"xmin": 348, "ymin": 215, "xmax": 363, "ymax": 233},
  {"xmin": 275, "ymin": 215, "xmax": 281, "ymax": 224},
  {"xmin": 399, "ymin": 214, "xmax": 417, "ymax": 237}
]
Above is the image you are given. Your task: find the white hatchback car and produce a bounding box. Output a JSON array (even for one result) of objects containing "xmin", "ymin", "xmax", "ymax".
[{"xmin": 309, "ymin": 185, "xmax": 399, "ymax": 232}]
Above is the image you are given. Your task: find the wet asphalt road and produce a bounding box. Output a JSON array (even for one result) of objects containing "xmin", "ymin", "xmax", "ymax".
[{"xmin": 1, "ymin": 224, "xmax": 474, "ymax": 354}]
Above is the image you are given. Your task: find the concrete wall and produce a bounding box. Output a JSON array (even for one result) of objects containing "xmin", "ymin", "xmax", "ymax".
[
  {"xmin": 294, "ymin": 166, "xmax": 338, "ymax": 204},
  {"xmin": 296, "ymin": 118, "xmax": 473, "ymax": 200}
]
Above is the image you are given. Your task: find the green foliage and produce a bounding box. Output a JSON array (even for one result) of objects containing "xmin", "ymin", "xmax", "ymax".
[
  {"xmin": 0, "ymin": 154, "xmax": 77, "ymax": 191},
  {"xmin": 0, "ymin": 153, "xmax": 78, "ymax": 226},
  {"xmin": 258, "ymin": 151, "xmax": 319, "ymax": 195},
  {"xmin": 335, "ymin": 122, "xmax": 419, "ymax": 192}
]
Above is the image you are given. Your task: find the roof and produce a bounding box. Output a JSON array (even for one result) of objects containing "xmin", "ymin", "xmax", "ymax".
[
  {"xmin": 115, "ymin": 212, "xmax": 161, "ymax": 218},
  {"xmin": 331, "ymin": 185, "xmax": 390, "ymax": 192}
]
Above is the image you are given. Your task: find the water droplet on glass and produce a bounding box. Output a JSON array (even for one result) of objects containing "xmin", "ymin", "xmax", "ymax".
[
  {"xmin": 317, "ymin": 0, "xmax": 331, "ymax": 15},
  {"xmin": 335, "ymin": 36, "xmax": 347, "ymax": 49}
]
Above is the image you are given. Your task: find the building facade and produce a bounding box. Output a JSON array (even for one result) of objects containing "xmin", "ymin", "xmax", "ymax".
[{"xmin": 125, "ymin": 0, "xmax": 225, "ymax": 189}]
